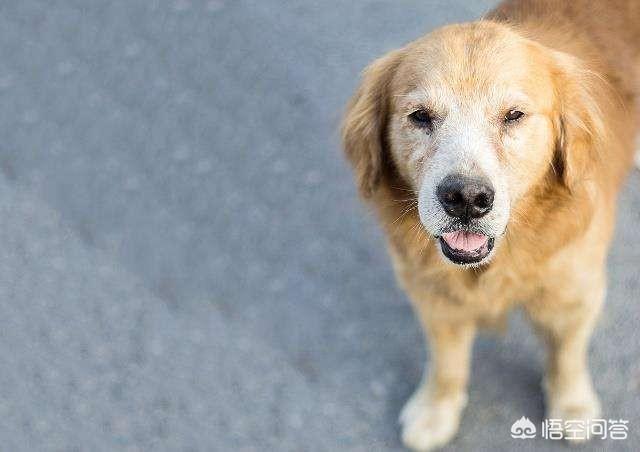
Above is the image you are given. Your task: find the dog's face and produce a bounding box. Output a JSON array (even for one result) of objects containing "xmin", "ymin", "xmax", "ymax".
[
  {"xmin": 390, "ymin": 24, "xmax": 558, "ymax": 266},
  {"xmin": 343, "ymin": 22, "xmax": 604, "ymax": 267}
]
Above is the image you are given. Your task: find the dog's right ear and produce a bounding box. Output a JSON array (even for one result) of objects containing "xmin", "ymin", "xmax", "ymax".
[{"xmin": 341, "ymin": 50, "xmax": 403, "ymax": 198}]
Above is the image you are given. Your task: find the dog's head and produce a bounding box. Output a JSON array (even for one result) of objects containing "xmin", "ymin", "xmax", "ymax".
[{"xmin": 342, "ymin": 22, "xmax": 606, "ymax": 267}]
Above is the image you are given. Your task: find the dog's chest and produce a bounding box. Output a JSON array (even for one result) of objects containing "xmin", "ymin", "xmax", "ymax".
[{"xmin": 392, "ymin": 249, "xmax": 543, "ymax": 321}]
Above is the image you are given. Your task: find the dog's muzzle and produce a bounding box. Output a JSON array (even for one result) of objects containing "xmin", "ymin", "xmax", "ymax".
[{"xmin": 435, "ymin": 173, "xmax": 496, "ymax": 265}]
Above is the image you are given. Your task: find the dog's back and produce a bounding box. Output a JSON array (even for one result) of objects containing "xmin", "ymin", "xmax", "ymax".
[{"xmin": 491, "ymin": 0, "xmax": 640, "ymax": 102}]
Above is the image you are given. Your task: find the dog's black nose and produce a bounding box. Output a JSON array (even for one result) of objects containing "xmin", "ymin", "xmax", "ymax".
[{"xmin": 436, "ymin": 174, "xmax": 494, "ymax": 221}]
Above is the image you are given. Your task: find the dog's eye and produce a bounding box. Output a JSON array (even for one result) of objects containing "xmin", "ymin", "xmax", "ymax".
[
  {"xmin": 504, "ymin": 109, "xmax": 525, "ymax": 123},
  {"xmin": 409, "ymin": 109, "xmax": 432, "ymax": 129}
]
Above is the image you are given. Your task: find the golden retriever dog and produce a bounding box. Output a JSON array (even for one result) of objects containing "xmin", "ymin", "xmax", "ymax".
[{"xmin": 341, "ymin": 0, "xmax": 639, "ymax": 450}]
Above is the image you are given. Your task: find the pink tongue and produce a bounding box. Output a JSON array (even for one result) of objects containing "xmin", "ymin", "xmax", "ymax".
[{"xmin": 442, "ymin": 231, "xmax": 488, "ymax": 252}]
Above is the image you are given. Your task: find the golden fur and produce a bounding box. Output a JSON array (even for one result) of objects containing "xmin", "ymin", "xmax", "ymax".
[{"xmin": 342, "ymin": 0, "xmax": 639, "ymax": 450}]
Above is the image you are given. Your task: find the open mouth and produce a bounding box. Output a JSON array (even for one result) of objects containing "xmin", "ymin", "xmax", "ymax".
[{"xmin": 438, "ymin": 230, "xmax": 494, "ymax": 265}]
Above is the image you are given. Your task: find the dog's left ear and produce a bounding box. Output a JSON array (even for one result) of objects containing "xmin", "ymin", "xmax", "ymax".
[{"xmin": 551, "ymin": 51, "xmax": 609, "ymax": 190}]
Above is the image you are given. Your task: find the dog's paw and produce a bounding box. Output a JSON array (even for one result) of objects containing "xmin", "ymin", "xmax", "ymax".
[
  {"xmin": 400, "ymin": 394, "xmax": 466, "ymax": 451},
  {"xmin": 546, "ymin": 385, "xmax": 601, "ymax": 445},
  {"xmin": 399, "ymin": 385, "xmax": 428, "ymax": 427}
]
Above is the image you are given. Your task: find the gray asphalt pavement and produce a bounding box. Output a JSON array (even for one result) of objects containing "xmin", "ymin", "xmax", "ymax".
[{"xmin": 0, "ymin": 1, "xmax": 638, "ymax": 451}]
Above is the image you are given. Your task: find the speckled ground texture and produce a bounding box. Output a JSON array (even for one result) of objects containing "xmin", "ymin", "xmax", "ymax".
[{"xmin": 0, "ymin": 1, "xmax": 638, "ymax": 451}]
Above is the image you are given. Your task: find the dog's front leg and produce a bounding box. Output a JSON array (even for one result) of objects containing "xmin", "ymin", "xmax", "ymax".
[
  {"xmin": 525, "ymin": 278, "xmax": 604, "ymax": 443},
  {"xmin": 400, "ymin": 307, "xmax": 476, "ymax": 451}
]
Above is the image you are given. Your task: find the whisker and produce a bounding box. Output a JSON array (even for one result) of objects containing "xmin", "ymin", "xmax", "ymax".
[
  {"xmin": 390, "ymin": 186, "xmax": 418, "ymax": 194},
  {"xmin": 392, "ymin": 197, "xmax": 419, "ymax": 203},
  {"xmin": 390, "ymin": 202, "xmax": 418, "ymax": 226},
  {"xmin": 417, "ymin": 227, "xmax": 432, "ymax": 257}
]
